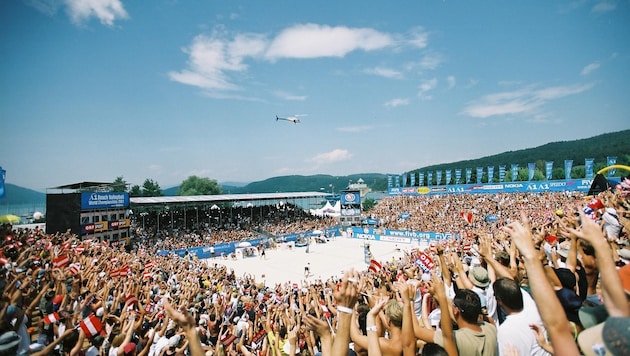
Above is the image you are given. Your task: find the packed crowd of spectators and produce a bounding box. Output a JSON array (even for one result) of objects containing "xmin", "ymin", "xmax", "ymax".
[{"xmin": 0, "ymin": 185, "xmax": 629, "ymax": 355}]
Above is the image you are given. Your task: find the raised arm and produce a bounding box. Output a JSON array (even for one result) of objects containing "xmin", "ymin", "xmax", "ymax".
[{"xmin": 503, "ymin": 213, "xmax": 580, "ymax": 356}]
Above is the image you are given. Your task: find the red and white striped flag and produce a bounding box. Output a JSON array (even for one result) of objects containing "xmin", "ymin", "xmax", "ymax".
[
  {"xmin": 83, "ymin": 239, "xmax": 93, "ymax": 244},
  {"xmin": 368, "ymin": 259, "xmax": 382, "ymax": 273},
  {"xmin": 143, "ymin": 271, "xmax": 152, "ymax": 280},
  {"xmin": 220, "ymin": 333, "xmax": 237, "ymax": 347},
  {"xmin": 67, "ymin": 263, "xmax": 81, "ymax": 275},
  {"xmin": 79, "ymin": 314, "xmax": 102, "ymax": 338},
  {"xmin": 110, "ymin": 257, "xmax": 118, "ymax": 264},
  {"xmin": 460, "ymin": 211, "xmax": 473, "ymax": 224},
  {"xmin": 74, "ymin": 246, "xmax": 85, "ymax": 254},
  {"xmin": 463, "ymin": 242, "xmax": 472, "ymax": 252},
  {"xmin": 45, "ymin": 241, "xmax": 53, "ymax": 250},
  {"xmin": 144, "ymin": 262, "xmax": 157, "ymax": 270},
  {"xmin": 119, "ymin": 265, "xmax": 130, "ymax": 277},
  {"xmin": 125, "ymin": 294, "xmax": 138, "ymax": 306},
  {"xmin": 44, "ymin": 312, "xmax": 60, "ymax": 324},
  {"xmin": 110, "ymin": 269, "xmax": 120, "ymax": 278},
  {"xmin": 61, "ymin": 242, "xmax": 70, "ymax": 251},
  {"xmin": 53, "ymin": 255, "xmax": 70, "ymax": 269},
  {"xmin": 319, "ymin": 300, "xmax": 331, "ymax": 318}
]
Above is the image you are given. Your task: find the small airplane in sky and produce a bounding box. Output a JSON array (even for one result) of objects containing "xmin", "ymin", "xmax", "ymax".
[{"xmin": 276, "ymin": 114, "xmax": 306, "ymax": 124}]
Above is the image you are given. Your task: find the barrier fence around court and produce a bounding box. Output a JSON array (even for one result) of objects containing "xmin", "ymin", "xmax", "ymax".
[{"xmin": 156, "ymin": 226, "xmax": 458, "ymax": 258}]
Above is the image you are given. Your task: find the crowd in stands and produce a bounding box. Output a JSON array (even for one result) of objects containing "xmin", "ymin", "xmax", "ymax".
[{"xmin": 0, "ymin": 185, "xmax": 629, "ymax": 355}]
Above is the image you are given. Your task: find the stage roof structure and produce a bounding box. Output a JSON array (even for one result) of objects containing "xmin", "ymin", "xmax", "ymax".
[{"xmin": 130, "ymin": 191, "xmax": 330, "ymax": 206}]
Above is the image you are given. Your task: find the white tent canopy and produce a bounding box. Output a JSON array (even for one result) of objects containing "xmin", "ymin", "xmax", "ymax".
[{"xmin": 309, "ymin": 200, "xmax": 340, "ymax": 217}]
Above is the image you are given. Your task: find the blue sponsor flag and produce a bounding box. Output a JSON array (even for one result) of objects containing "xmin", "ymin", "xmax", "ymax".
[
  {"xmin": 564, "ymin": 160, "xmax": 573, "ymax": 180},
  {"xmin": 445, "ymin": 170, "xmax": 451, "ymax": 185},
  {"xmin": 511, "ymin": 164, "xmax": 519, "ymax": 181},
  {"xmin": 455, "ymin": 169, "xmax": 462, "ymax": 184},
  {"xmin": 427, "ymin": 171, "xmax": 433, "ymax": 186},
  {"xmin": 499, "ymin": 166, "xmax": 506, "ymax": 183},
  {"xmin": 466, "ymin": 168, "xmax": 472, "ymax": 184},
  {"xmin": 419, "ymin": 172, "xmax": 424, "ymax": 186},
  {"xmin": 476, "ymin": 167, "xmax": 483, "ymax": 184},
  {"xmin": 487, "ymin": 166, "xmax": 494, "ymax": 183},
  {"xmin": 387, "ymin": 175, "xmax": 393, "ymax": 189},
  {"xmin": 528, "ymin": 163, "xmax": 535, "ymax": 181},
  {"xmin": 436, "ymin": 171, "xmax": 442, "ymax": 185},
  {"xmin": 585, "ymin": 158, "xmax": 594, "ymax": 179},
  {"xmin": 545, "ymin": 161, "xmax": 553, "ymax": 180},
  {"xmin": 0, "ymin": 167, "xmax": 5, "ymax": 198},
  {"xmin": 395, "ymin": 175, "xmax": 400, "ymax": 188},
  {"xmin": 607, "ymin": 156, "xmax": 617, "ymax": 177},
  {"xmin": 410, "ymin": 172, "xmax": 415, "ymax": 187}
]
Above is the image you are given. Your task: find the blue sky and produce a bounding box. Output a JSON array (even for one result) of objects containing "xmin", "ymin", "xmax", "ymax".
[{"xmin": 1, "ymin": 0, "xmax": 629, "ymax": 191}]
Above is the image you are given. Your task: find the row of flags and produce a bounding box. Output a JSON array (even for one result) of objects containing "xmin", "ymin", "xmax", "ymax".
[{"xmin": 390, "ymin": 157, "xmax": 618, "ymax": 188}]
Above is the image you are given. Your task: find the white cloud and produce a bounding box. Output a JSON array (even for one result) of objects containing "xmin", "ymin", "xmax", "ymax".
[
  {"xmin": 308, "ymin": 149, "xmax": 353, "ymax": 165},
  {"xmin": 581, "ymin": 62, "xmax": 600, "ymax": 75},
  {"xmin": 272, "ymin": 90, "xmax": 307, "ymax": 101},
  {"xmin": 407, "ymin": 27, "xmax": 429, "ymax": 48},
  {"xmin": 169, "ymin": 32, "xmax": 266, "ymax": 91},
  {"xmin": 365, "ymin": 67, "xmax": 403, "ymax": 79},
  {"xmin": 461, "ymin": 83, "xmax": 593, "ymax": 118},
  {"xmin": 592, "ymin": 1, "xmax": 616, "ymax": 13},
  {"xmin": 418, "ymin": 78, "xmax": 437, "ymax": 99},
  {"xmin": 418, "ymin": 52, "xmax": 443, "ymax": 70},
  {"xmin": 446, "ymin": 76, "xmax": 456, "ymax": 90},
  {"xmin": 64, "ymin": 0, "xmax": 128, "ymax": 26},
  {"xmin": 171, "ymin": 24, "xmax": 428, "ymax": 95},
  {"xmin": 265, "ymin": 24, "xmax": 393, "ymax": 60},
  {"xmin": 384, "ymin": 98, "xmax": 409, "ymax": 107},
  {"xmin": 337, "ymin": 126, "xmax": 373, "ymax": 133}
]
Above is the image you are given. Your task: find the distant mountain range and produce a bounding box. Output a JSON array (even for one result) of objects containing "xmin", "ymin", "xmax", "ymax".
[{"xmin": 2, "ymin": 129, "xmax": 628, "ymax": 203}]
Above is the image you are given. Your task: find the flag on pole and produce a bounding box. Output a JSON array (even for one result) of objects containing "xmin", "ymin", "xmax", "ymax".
[
  {"xmin": 319, "ymin": 300, "xmax": 331, "ymax": 318},
  {"xmin": 125, "ymin": 294, "xmax": 138, "ymax": 306},
  {"xmin": 220, "ymin": 333, "xmax": 237, "ymax": 347}
]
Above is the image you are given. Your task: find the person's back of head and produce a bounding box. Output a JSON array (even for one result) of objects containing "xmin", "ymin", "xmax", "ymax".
[
  {"xmin": 383, "ymin": 299, "xmax": 403, "ymax": 328},
  {"xmin": 453, "ymin": 289, "xmax": 482, "ymax": 324},
  {"xmin": 492, "ymin": 277, "xmax": 523, "ymax": 312},
  {"xmin": 422, "ymin": 342, "xmax": 448, "ymax": 356}
]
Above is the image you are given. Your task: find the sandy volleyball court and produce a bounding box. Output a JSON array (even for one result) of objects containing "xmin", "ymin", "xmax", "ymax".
[{"xmin": 203, "ymin": 237, "xmax": 414, "ymax": 286}]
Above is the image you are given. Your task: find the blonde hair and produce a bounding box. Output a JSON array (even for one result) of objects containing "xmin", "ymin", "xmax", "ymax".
[{"xmin": 383, "ymin": 299, "xmax": 403, "ymax": 328}]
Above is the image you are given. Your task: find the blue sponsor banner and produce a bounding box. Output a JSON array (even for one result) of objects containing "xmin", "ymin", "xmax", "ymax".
[
  {"xmin": 511, "ymin": 164, "xmax": 519, "ymax": 181},
  {"xmin": 499, "ymin": 166, "xmax": 506, "ymax": 183},
  {"xmin": 487, "ymin": 166, "xmax": 494, "ymax": 183},
  {"xmin": 445, "ymin": 170, "xmax": 451, "ymax": 185},
  {"xmin": 348, "ymin": 227, "xmax": 458, "ymax": 243},
  {"xmin": 427, "ymin": 172, "xmax": 433, "ymax": 186},
  {"xmin": 81, "ymin": 192, "xmax": 129, "ymax": 209},
  {"xmin": 410, "ymin": 172, "xmax": 415, "ymax": 187},
  {"xmin": 585, "ymin": 158, "xmax": 594, "ymax": 179},
  {"xmin": 387, "ymin": 175, "xmax": 393, "ymax": 189},
  {"xmin": 545, "ymin": 161, "xmax": 553, "ymax": 180},
  {"xmin": 402, "ymin": 172, "xmax": 407, "ymax": 187},
  {"xmin": 395, "ymin": 175, "xmax": 400, "ymax": 187},
  {"xmin": 455, "ymin": 169, "xmax": 462, "ymax": 184},
  {"xmin": 419, "ymin": 172, "xmax": 424, "ymax": 186},
  {"xmin": 564, "ymin": 160, "xmax": 573, "ymax": 180},
  {"xmin": 466, "ymin": 168, "xmax": 472, "ymax": 184},
  {"xmin": 476, "ymin": 167, "xmax": 483, "ymax": 184},
  {"xmin": 607, "ymin": 156, "xmax": 617, "ymax": 177},
  {"xmin": 436, "ymin": 171, "xmax": 442, "ymax": 185},
  {"xmin": 0, "ymin": 167, "xmax": 5, "ymax": 198},
  {"xmin": 528, "ymin": 163, "xmax": 536, "ymax": 181},
  {"xmin": 389, "ymin": 179, "xmax": 593, "ymax": 196}
]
